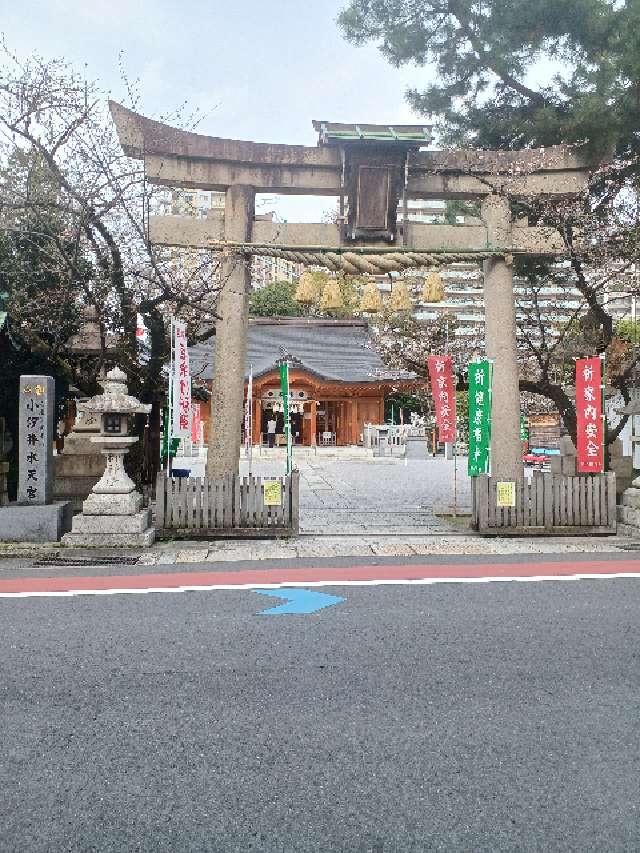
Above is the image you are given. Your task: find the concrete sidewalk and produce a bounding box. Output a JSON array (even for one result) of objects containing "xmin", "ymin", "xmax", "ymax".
[
  {"xmin": 137, "ymin": 533, "xmax": 632, "ymax": 566},
  {"xmin": 0, "ymin": 531, "xmax": 634, "ymax": 567}
]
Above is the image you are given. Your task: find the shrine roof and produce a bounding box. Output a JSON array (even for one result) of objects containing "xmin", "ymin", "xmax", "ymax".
[
  {"xmin": 313, "ymin": 120, "xmax": 432, "ymax": 147},
  {"xmin": 188, "ymin": 318, "xmax": 416, "ymax": 385}
]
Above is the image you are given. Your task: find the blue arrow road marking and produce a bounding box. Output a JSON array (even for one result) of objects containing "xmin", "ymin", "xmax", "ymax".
[{"xmin": 254, "ymin": 588, "xmax": 345, "ymax": 615}]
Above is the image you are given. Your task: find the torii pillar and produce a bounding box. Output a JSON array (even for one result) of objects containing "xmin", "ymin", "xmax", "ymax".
[
  {"xmin": 208, "ymin": 185, "xmax": 255, "ymax": 477},
  {"xmin": 481, "ymin": 194, "xmax": 523, "ymax": 481}
]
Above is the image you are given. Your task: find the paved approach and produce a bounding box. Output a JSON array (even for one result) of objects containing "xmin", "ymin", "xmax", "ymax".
[
  {"xmin": 2, "ymin": 552, "xmax": 640, "ymax": 852},
  {"xmin": 182, "ymin": 452, "xmax": 471, "ymax": 534},
  {"xmin": 256, "ymin": 453, "xmax": 469, "ymax": 534}
]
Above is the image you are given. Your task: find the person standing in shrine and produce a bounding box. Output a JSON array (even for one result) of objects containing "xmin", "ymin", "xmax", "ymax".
[{"xmin": 267, "ymin": 416, "xmax": 277, "ymax": 448}]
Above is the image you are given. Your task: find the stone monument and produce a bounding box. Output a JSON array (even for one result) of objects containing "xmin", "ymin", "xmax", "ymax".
[
  {"xmin": 62, "ymin": 367, "xmax": 155, "ymax": 547},
  {"xmin": 549, "ymin": 435, "xmax": 577, "ymax": 476},
  {"xmin": 0, "ymin": 375, "xmax": 72, "ymax": 541},
  {"xmin": 608, "ymin": 437, "xmax": 633, "ymax": 499},
  {"xmin": 616, "ymin": 398, "xmax": 640, "ymax": 536},
  {"xmin": 617, "ymin": 474, "xmax": 640, "ymax": 537},
  {"xmin": 53, "ymin": 400, "xmax": 106, "ymax": 511}
]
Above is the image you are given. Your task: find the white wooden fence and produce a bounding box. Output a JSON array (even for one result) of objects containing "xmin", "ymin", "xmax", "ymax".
[
  {"xmin": 472, "ymin": 472, "xmax": 616, "ymax": 535},
  {"xmin": 155, "ymin": 471, "xmax": 299, "ymax": 538}
]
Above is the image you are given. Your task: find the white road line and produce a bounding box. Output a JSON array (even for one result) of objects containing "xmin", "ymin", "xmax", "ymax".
[{"xmin": 1, "ymin": 571, "xmax": 640, "ymax": 599}]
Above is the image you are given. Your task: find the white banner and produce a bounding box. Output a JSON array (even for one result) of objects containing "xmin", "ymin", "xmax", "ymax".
[
  {"xmin": 245, "ymin": 366, "xmax": 253, "ymax": 456},
  {"xmin": 172, "ymin": 320, "xmax": 192, "ymax": 438}
]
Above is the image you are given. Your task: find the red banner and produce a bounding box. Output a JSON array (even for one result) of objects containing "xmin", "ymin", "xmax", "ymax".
[
  {"xmin": 427, "ymin": 355, "xmax": 456, "ymax": 443},
  {"xmin": 191, "ymin": 402, "xmax": 201, "ymax": 444},
  {"xmin": 575, "ymin": 356, "xmax": 604, "ymax": 473}
]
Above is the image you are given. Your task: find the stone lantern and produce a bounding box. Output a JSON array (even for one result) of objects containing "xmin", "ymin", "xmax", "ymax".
[{"xmin": 63, "ymin": 367, "xmax": 155, "ymax": 547}]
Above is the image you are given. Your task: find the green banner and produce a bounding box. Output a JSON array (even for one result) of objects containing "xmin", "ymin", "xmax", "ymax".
[
  {"xmin": 468, "ymin": 360, "xmax": 492, "ymax": 476},
  {"xmin": 520, "ymin": 414, "xmax": 529, "ymax": 442},
  {"xmin": 279, "ymin": 362, "xmax": 292, "ymax": 474},
  {"xmin": 161, "ymin": 407, "xmax": 180, "ymax": 461}
]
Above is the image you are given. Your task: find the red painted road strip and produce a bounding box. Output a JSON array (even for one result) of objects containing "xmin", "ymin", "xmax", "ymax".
[{"xmin": 1, "ymin": 559, "xmax": 640, "ymax": 595}]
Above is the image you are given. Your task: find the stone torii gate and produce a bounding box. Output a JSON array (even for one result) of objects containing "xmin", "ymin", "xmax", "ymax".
[{"xmin": 110, "ymin": 103, "xmax": 589, "ymax": 481}]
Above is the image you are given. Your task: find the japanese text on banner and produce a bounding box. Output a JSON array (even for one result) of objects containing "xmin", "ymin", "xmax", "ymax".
[
  {"xmin": 245, "ymin": 368, "xmax": 253, "ymax": 455},
  {"xmin": 427, "ymin": 355, "xmax": 456, "ymax": 444},
  {"xmin": 575, "ymin": 356, "xmax": 604, "ymax": 474},
  {"xmin": 467, "ymin": 359, "xmax": 492, "ymax": 477},
  {"xmin": 279, "ymin": 362, "xmax": 292, "ymax": 475},
  {"xmin": 172, "ymin": 321, "xmax": 192, "ymax": 438},
  {"xmin": 191, "ymin": 403, "xmax": 201, "ymax": 445}
]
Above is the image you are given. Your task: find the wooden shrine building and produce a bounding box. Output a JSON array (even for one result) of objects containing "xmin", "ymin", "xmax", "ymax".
[{"xmin": 189, "ymin": 318, "xmax": 421, "ymax": 447}]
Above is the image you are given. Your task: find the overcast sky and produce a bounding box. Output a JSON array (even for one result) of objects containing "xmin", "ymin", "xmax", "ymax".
[{"xmin": 2, "ymin": 0, "xmax": 434, "ymax": 220}]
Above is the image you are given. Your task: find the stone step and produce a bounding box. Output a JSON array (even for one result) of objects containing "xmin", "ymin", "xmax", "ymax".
[
  {"xmin": 71, "ymin": 508, "xmax": 152, "ymax": 535},
  {"xmin": 54, "ymin": 476, "xmax": 102, "ymax": 494},
  {"xmin": 53, "ymin": 455, "xmax": 106, "ymax": 477},
  {"xmin": 618, "ymin": 505, "xmax": 640, "ymax": 527},
  {"xmin": 82, "ymin": 491, "xmax": 143, "ymax": 516},
  {"xmin": 63, "ymin": 528, "xmax": 155, "ymax": 548},
  {"xmin": 616, "ymin": 523, "xmax": 640, "ymax": 539},
  {"xmin": 622, "ymin": 488, "xmax": 640, "ymax": 509}
]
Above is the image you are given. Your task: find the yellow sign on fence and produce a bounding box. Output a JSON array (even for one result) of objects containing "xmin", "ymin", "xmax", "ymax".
[
  {"xmin": 496, "ymin": 481, "xmax": 516, "ymax": 508},
  {"xmin": 263, "ymin": 480, "xmax": 282, "ymax": 507}
]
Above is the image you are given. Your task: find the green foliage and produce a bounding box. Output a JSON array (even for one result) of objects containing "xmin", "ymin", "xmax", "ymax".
[
  {"xmin": 615, "ymin": 317, "xmax": 640, "ymax": 344},
  {"xmin": 444, "ymin": 200, "xmax": 479, "ymax": 225},
  {"xmin": 338, "ymin": 0, "xmax": 640, "ymax": 160},
  {"xmin": 339, "ymin": 0, "xmax": 640, "ymax": 446},
  {"xmin": 249, "ymin": 280, "xmax": 302, "ymax": 317},
  {"xmin": 0, "ymin": 149, "xmax": 93, "ymax": 357},
  {"xmin": 385, "ymin": 392, "xmax": 425, "ymax": 423},
  {"xmin": 456, "ymin": 391, "xmax": 469, "ymax": 424}
]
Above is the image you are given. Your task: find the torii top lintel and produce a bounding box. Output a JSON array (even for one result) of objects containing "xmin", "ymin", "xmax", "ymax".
[{"xmin": 109, "ymin": 101, "xmax": 588, "ymax": 202}]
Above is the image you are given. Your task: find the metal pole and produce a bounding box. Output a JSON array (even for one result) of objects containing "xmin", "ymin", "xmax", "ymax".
[
  {"xmin": 453, "ymin": 439, "xmax": 458, "ymax": 516},
  {"xmin": 444, "ymin": 320, "xmax": 457, "ymax": 506}
]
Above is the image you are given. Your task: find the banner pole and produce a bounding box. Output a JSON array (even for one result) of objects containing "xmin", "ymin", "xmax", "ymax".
[
  {"xmin": 287, "ymin": 365, "xmax": 292, "ymax": 475},
  {"xmin": 166, "ymin": 316, "xmax": 174, "ymax": 479},
  {"xmin": 453, "ymin": 438, "xmax": 458, "ymax": 516},
  {"xmin": 445, "ymin": 324, "xmax": 457, "ymax": 513},
  {"xmin": 600, "ymin": 352, "xmax": 606, "ymax": 472},
  {"xmin": 248, "ymin": 364, "xmax": 253, "ymax": 474},
  {"xmin": 279, "ymin": 362, "xmax": 292, "ymax": 475}
]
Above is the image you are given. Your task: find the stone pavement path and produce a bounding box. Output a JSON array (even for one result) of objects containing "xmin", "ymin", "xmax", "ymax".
[{"xmin": 231, "ymin": 454, "xmax": 470, "ymax": 534}]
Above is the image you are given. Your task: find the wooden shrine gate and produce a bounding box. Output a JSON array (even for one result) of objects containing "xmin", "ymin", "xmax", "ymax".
[
  {"xmin": 472, "ymin": 473, "xmax": 617, "ymax": 535},
  {"xmin": 155, "ymin": 471, "xmax": 299, "ymax": 539}
]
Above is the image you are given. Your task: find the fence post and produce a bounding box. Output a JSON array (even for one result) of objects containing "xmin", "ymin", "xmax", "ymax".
[
  {"xmin": 607, "ymin": 471, "xmax": 617, "ymax": 531},
  {"xmin": 155, "ymin": 472, "xmax": 165, "ymax": 529},
  {"xmin": 233, "ymin": 474, "xmax": 241, "ymax": 527},
  {"xmin": 477, "ymin": 475, "xmax": 489, "ymax": 532},
  {"xmin": 291, "ymin": 470, "xmax": 300, "ymax": 534},
  {"xmin": 543, "ymin": 473, "xmax": 553, "ymax": 531}
]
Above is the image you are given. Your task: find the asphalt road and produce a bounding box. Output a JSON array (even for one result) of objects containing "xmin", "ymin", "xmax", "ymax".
[{"xmin": 2, "ymin": 557, "xmax": 640, "ymax": 851}]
